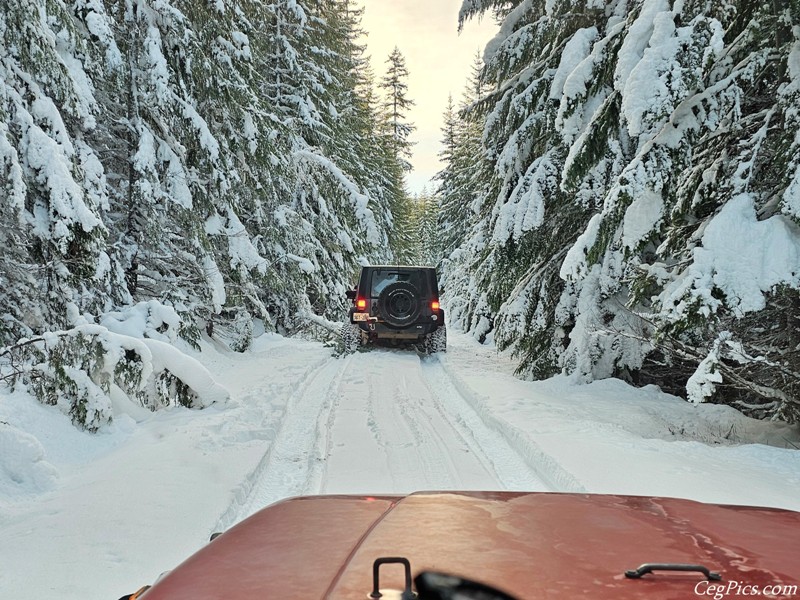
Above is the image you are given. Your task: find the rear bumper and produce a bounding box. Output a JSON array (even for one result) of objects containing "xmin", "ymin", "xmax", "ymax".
[{"xmin": 349, "ymin": 312, "xmax": 442, "ymax": 340}]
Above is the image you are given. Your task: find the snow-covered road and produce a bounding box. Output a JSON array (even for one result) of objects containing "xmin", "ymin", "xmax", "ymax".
[
  {"xmin": 1, "ymin": 330, "xmax": 799, "ymax": 599},
  {"xmin": 226, "ymin": 349, "xmax": 547, "ymax": 529}
]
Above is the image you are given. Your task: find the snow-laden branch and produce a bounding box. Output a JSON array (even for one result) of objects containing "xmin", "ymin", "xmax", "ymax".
[
  {"xmin": 1, "ymin": 314, "xmax": 229, "ymax": 431},
  {"xmin": 293, "ymin": 149, "xmax": 381, "ymax": 245},
  {"xmin": 299, "ymin": 309, "xmax": 343, "ymax": 334}
]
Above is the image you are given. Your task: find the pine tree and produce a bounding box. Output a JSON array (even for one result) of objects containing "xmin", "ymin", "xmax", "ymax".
[
  {"xmin": 0, "ymin": 0, "xmax": 118, "ymax": 339},
  {"xmin": 415, "ymin": 190, "xmax": 441, "ymax": 266},
  {"xmin": 271, "ymin": 0, "xmax": 393, "ymax": 321},
  {"xmin": 436, "ymin": 53, "xmax": 488, "ymax": 263},
  {"xmin": 374, "ymin": 46, "xmax": 416, "ymax": 263},
  {"xmin": 380, "ymin": 47, "xmax": 416, "ymax": 172},
  {"xmin": 0, "ymin": 0, "xmax": 400, "ymax": 427},
  {"xmin": 448, "ymin": 0, "xmax": 800, "ymax": 421}
]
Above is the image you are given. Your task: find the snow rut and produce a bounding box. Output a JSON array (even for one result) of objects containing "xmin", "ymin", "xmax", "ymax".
[
  {"xmin": 318, "ymin": 349, "xmax": 550, "ymax": 495},
  {"xmin": 216, "ymin": 345, "xmax": 578, "ymax": 533},
  {"xmin": 214, "ymin": 354, "xmax": 348, "ymax": 530},
  {"xmin": 432, "ymin": 355, "xmax": 588, "ymax": 493},
  {"xmin": 417, "ymin": 356, "xmax": 550, "ymax": 491},
  {"xmin": 315, "ymin": 350, "xmax": 491, "ymax": 494}
]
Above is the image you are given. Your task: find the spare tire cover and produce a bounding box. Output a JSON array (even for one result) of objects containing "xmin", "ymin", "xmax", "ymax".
[{"xmin": 377, "ymin": 281, "xmax": 421, "ymax": 327}]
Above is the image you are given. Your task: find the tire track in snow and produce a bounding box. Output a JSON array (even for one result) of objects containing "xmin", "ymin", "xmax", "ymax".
[
  {"xmin": 320, "ymin": 350, "xmax": 522, "ymax": 494},
  {"xmin": 428, "ymin": 354, "xmax": 588, "ymax": 493},
  {"xmin": 418, "ymin": 356, "xmax": 550, "ymax": 491},
  {"xmin": 214, "ymin": 353, "xmax": 348, "ymax": 530},
  {"xmin": 216, "ymin": 342, "xmax": 580, "ymax": 535},
  {"xmin": 374, "ymin": 361, "xmax": 464, "ymax": 490}
]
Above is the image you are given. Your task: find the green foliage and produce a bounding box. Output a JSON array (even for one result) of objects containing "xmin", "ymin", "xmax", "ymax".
[
  {"xmin": 0, "ymin": 0, "xmax": 410, "ymax": 434},
  {"xmin": 154, "ymin": 371, "xmax": 197, "ymax": 410},
  {"xmin": 27, "ymin": 332, "xmax": 111, "ymax": 432},
  {"xmin": 4, "ymin": 323, "xmax": 215, "ymax": 429},
  {"xmin": 379, "ymin": 47, "xmax": 416, "ymax": 172},
  {"xmin": 441, "ymin": 0, "xmax": 800, "ymax": 420},
  {"xmin": 1, "ymin": 0, "xmax": 399, "ymax": 374}
]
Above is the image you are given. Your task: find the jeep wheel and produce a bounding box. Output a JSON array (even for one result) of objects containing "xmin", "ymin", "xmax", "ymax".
[
  {"xmin": 377, "ymin": 281, "xmax": 421, "ymax": 327},
  {"xmin": 340, "ymin": 322, "xmax": 362, "ymax": 354},
  {"xmin": 424, "ymin": 326, "xmax": 447, "ymax": 354}
]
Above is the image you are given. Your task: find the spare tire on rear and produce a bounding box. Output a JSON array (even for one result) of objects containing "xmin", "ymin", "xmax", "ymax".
[{"xmin": 377, "ymin": 281, "xmax": 421, "ymax": 327}]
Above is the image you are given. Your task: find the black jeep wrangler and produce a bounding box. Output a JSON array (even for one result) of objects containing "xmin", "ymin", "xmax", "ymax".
[{"xmin": 341, "ymin": 265, "xmax": 446, "ymax": 353}]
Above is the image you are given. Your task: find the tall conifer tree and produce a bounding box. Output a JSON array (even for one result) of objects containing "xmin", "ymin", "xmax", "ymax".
[{"xmin": 448, "ymin": 0, "xmax": 800, "ymax": 421}]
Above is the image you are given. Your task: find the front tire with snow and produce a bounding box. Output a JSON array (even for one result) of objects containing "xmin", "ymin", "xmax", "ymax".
[{"xmin": 424, "ymin": 326, "xmax": 447, "ymax": 354}]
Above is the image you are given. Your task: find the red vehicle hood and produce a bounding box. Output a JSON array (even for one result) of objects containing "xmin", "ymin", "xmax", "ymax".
[{"xmin": 140, "ymin": 491, "xmax": 800, "ymax": 599}]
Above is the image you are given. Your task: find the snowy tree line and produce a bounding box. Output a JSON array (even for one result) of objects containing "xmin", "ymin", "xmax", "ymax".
[
  {"xmin": 3, "ymin": 0, "xmax": 798, "ymax": 429},
  {"xmin": 0, "ymin": 0, "xmax": 415, "ymax": 429},
  {"xmin": 437, "ymin": 0, "xmax": 800, "ymax": 423}
]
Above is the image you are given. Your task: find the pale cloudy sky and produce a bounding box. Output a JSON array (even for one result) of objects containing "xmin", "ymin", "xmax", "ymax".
[{"xmin": 358, "ymin": 0, "xmax": 498, "ymax": 195}]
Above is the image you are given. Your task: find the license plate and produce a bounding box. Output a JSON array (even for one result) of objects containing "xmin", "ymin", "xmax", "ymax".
[{"xmin": 352, "ymin": 312, "xmax": 368, "ymax": 322}]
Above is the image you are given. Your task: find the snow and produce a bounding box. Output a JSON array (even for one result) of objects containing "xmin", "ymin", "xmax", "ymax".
[
  {"xmin": 17, "ymin": 93, "xmax": 103, "ymax": 247},
  {"xmin": 1, "ymin": 330, "xmax": 798, "ymax": 598},
  {"xmin": 286, "ymin": 253, "xmax": 315, "ymax": 273},
  {"xmin": 662, "ymin": 193, "xmax": 800, "ymax": 319},
  {"xmin": 53, "ymin": 25, "xmax": 98, "ymax": 130},
  {"xmin": 158, "ymin": 141, "xmax": 193, "ymax": 208},
  {"xmin": 202, "ymin": 254, "xmax": 227, "ymax": 312},
  {"xmin": 622, "ymin": 186, "xmax": 664, "ymax": 250},
  {"xmin": 79, "ymin": 0, "xmax": 123, "ymax": 70},
  {"xmin": 782, "ymin": 30, "xmax": 800, "ymax": 219},
  {"xmin": 178, "ymin": 98, "xmax": 221, "ymax": 161},
  {"xmin": 686, "ymin": 333, "xmax": 726, "ymax": 404},
  {"xmin": 293, "ymin": 149, "xmax": 382, "ymax": 246},
  {"xmin": 481, "ymin": 0, "xmax": 536, "ymax": 67},
  {"xmin": 242, "ymin": 111, "xmax": 258, "ymax": 154},
  {"xmin": 491, "ymin": 152, "xmax": 555, "ymax": 244},
  {"xmin": 619, "ymin": 11, "xmax": 724, "ymax": 142},
  {"xmin": 560, "ymin": 212, "xmax": 601, "ymax": 280},
  {"xmin": 223, "ymin": 209, "xmax": 269, "ymax": 275},
  {"xmin": 549, "ymin": 27, "xmax": 598, "ymax": 101},
  {"xmin": 614, "ymin": 0, "xmax": 670, "ymax": 92},
  {"xmin": 19, "ymin": 304, "xmax": 229, "ymax": 430},
  {"xmin": 144, "ymin": 25, "xmax": 172, "ymax": 103},
  {"xmin": 0, "ymin": 426, "xmax": 58, "ymax": 499},
  {"xmin": 142, "ymin": 338, "xmax": 229, "ymax": 408},
  {"xmin": 0, "ymin": 121, "xmax": 26, "ymax": 213},
  {"xmin": 100, "ymin": 301, "xmax": 182, "ymax": 342},
  {"xmin": 621, "ymin": 10, "xmax": 682, "ymax": 140}
]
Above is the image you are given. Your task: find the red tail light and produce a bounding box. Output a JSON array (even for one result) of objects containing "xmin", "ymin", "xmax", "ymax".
[
  {"xmin": 356, "ymin": 298, "xmax": 367, "ymax": 310},
  {"xmin": 431, "ymin": 300, "xmax": 440, "ymax": 311}
]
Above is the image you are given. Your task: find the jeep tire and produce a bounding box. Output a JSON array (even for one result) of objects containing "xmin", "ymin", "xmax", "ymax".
[
  {"xmin": 424, "ymin": 326, "xmax": 447, "ymax": 354},
  {"xmin": 377, "ymin": 281, "xmax": 421, "ymax": 327},
  {"xmin": 340, "ymin": 322, "xmax": 362, "ymax": 354}
]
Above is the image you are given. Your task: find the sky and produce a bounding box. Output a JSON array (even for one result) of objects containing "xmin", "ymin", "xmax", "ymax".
[{"xmin": 358, "ymin": 0, "xmax": 499, "ymax": 195}]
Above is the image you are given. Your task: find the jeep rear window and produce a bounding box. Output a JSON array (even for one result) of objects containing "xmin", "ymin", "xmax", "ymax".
[{"xmin": 370, "ymin": 270, "xmax": 423, "ymax": 297}]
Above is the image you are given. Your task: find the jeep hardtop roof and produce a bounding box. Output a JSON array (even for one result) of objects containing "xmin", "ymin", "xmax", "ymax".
[{"xmin": 359, "ymin": 265, "xmax": 436, "ymax": 271}]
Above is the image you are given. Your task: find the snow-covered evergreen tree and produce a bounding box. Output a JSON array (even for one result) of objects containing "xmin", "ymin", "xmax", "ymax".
[
  {"xmin": 436, "ymin": 54, "xmax": 490, "ymax": 269},
  {"xmin": 449, "ymin": 0, "xmax": 800, "ymax": 421},
  {"xmin": 414, "ymin": 190, "xmax": 441, "ymax": 266},
  {"xmin": 1, "ymin": 0, "xmax": 120, "ymax": 339},
  {"xmin": 380, "ymin": 46, "xmax": 416, "ymax": 171},
  {"xmin": 377, "ymin": 46, "xmax": 416, "ymax": 262},
  {"xmin": 0, "ymin": 0, "xmax": 398, "ymax": 429}
]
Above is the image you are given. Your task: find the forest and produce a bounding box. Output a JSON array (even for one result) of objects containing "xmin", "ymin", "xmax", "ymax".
[{"xmin": 1, "ymin": 0, "xmax": 799, "ymax": 427}]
